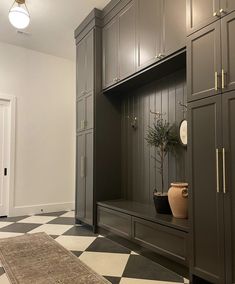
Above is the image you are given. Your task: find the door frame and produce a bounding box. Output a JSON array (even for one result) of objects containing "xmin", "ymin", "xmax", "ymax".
[{"xmin": 0, "ymin": 94, "xmax": 16, "ymax": 217}]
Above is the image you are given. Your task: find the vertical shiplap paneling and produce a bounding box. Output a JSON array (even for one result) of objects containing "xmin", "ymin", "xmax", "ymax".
[
  {"xmin": 168, "ymin": 73, "xmax": 177, "ymax": 186},
  {"xmin": 149, "ymin": 86, "xmax": 156, "ymax": 202},
  {"xmin": 121, "ymin": 68, "xmax": 186, "ymax": 205},
  {"xmin": 154, "ymin": 82, "xmax": 163, "ymax": 193}
]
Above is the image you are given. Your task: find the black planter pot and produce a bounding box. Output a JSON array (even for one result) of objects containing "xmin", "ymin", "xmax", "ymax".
[{"xmin": 153, "ymin": 195, "xmax": 172, "ymax": 214}]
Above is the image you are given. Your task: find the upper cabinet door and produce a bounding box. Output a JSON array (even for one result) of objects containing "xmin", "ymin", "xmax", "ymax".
[
  {"xmin": 221, "ymin": 11, "xmax": 235, "ymax": 93},
  {"xmin": 86, "ymin": 31, "xmax": 94, "ymax": 94},
  {"xmin": 220, "ymin": 0, "xmax": 235, "ymax": 15},
  {"xmin": 119, "ymin": 1, "xmax": 136, "ymax": 80},
  {"xmin": 103, "ymin": 18, "xmax": 118, "ymax": 89},
  {"xmin": 187, "ymin": 22, "xmax": 221, "ymax": 102},
  {"xmin": 137, "ymin": 0, "xmax": 162, "ymax": 70},
  {"xmin": 163, "ymin": 0, "xmax": 186, "ymax": 57},
  {"xmin": 187, "ymin": 0, "xmax": 220, "ymax": 35},
  {"xmin": 76, "ymin": 40, "xmax": 86, "ymax": 98}
]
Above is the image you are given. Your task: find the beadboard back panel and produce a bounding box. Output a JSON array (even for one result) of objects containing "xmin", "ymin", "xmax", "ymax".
[{"xmin": 121, "ymin": 69, "xmax": 187, "ymax": 204}]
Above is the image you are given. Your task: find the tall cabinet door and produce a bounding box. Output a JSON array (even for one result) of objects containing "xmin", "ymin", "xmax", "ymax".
[
  {"xmin": 221, "ymin": 11, "xmax": 235, "ymax": 93},
  {"xmin": 222, "ymin": 91, "xmax": 235, "ymax": 284},
  {"xmin": 103, "ymin": 18, "xmax": 118, "ymax": 88},
  {"xmin": 187, "ymin": 0, "xmax": 220, "ymax": 34},
  {"xmin": 163, "ymin": 0, "xmax": 186, "ymax": 57},
  {"xmin": 76, "ymin": 40, "xmax": 86, "ymax": 97},
  {"xmin": 137, "ymin": 0, "xmax": 162, "ymax": 70},
  {"xmin": 118, "ymin": 1, "xmax": 136, "ymax": 80},
  {"xmin": 188, "ymin": 96, "xmax": 225, "ymax": 283},
  {"xmin": 187, "ymin": 22, "xmax": 221, "ymax": 102},
  {"xmin": 84, "ymin": 131, "xmax": 94, "ymax": 225},
  {"xmin": 76, "ymin": 134, "xmax": 85, "ymax": 220}
]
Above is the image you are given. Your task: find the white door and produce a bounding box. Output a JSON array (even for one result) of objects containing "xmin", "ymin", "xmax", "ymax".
[{"xmin": 0, "ymin": 100, "xmax": 10, "ymax": 216}]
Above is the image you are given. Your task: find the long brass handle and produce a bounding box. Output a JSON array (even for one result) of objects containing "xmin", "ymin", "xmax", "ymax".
[
  {"xmin": 81, "ymin": 156, "xmax": 85, "ymax": 178},
  {"xmin": 222, "ymin": 148, "xmax": 226, "ymax": 194},
  {"xmin": 222, "ymin": 69, "xmax": 226, "ymax": 89},
  {"xmin": 216, "ymin": 148, "xmax": 220, "ymax": 193},
  {"xmin": 215, "ymin": 72, "xmax": 218, "ymax": 91}
]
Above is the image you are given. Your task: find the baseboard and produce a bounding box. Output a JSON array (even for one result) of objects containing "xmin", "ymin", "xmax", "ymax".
[{"xmin": 8, "ymin": 202, "xmax": 75, "ymax": 217}]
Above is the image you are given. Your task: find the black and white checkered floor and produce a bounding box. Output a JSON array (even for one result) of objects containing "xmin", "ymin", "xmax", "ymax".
[{"xmin": 0, "ymin": 211, "xmax": 189, "ymax": 284}]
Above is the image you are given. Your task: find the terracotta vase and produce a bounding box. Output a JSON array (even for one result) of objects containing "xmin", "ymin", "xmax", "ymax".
[{"xmin": 168, "ymin": 182, "xmax": 189, "ymax": 219}]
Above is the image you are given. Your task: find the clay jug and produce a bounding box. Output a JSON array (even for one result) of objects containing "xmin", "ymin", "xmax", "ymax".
[{"xmin": 168, "ymin": 182, "xmax": 188, "ymax": 219}]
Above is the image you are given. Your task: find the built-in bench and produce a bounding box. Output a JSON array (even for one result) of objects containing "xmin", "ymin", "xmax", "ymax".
[{"xmin": 97, "ymin": 200, "xmax": 189, "ymax": 266}]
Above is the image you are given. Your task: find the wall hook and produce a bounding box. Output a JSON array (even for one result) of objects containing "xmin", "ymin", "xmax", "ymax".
[
  {"xmin": 178, "ymin": 101, "xmax": 188, "ymax": 113},
  {"xmin": 128, "ymin": 114, "xmax": 138, "ymax": 130}
]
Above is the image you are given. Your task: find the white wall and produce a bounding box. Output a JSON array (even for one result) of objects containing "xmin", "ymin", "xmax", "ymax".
[{"xmin": 0, "ymin": 42, "xmax": 76, "ymax": 216}]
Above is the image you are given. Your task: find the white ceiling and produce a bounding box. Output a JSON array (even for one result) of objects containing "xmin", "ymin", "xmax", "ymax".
[{"xmin": 0, "ymin": 0, "xmax": 110, "ymax": 60}]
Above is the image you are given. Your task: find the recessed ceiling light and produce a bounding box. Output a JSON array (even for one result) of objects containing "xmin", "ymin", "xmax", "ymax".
[{"xmin": 9, "ymin": 0, "xmax": 30, "ymax": 30}]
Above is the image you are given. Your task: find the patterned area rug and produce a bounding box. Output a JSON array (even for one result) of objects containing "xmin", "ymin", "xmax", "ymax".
[{"xmin": 0, "ymin": 232, "xmax": 110, "ymax": 284}]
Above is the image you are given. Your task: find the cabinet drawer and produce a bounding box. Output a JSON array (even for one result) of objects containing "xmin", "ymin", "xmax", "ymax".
[
  {"xmin": 132, "ymin": 217, "xmax": 188, "ymax": 265},
  {"xmin": 97, "ymin": 206, "xmax": 132, "ymax": 238}
]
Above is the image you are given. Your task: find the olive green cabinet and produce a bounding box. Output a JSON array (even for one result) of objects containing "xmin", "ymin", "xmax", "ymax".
[
  {"xmin": 187, "ymin": 0, "xmax": 235, "ymax": 35},
  {"xmin": 76, "ymin": 94, "xmax": 94, "ymax": 132},
  {"xmin": 222, "ymin": 91, "xmax": 235, "ymax": 284},
  {"xmin": 221, "ymin": 11, "xmax": 235, "ymax": 93},
  {"xmin": 188, "ymin": 96, "xmax": 225, "ymax": 283},
  {"xmin": 187, "ymin": 0, "xmax": 219, "ymax": 34},
  {"xmin": 76, "ymin": 131, "xmax": 94, "ymax": 225},
  {"xmin": 102, "ymin": 17, "xmax": 118, "ymax": 88},
  {"xmin": 137, "ymin": 0, "xmax": 162, "ymax": 70},
  {"xmin": 76, "ymin": 29, "xmax": 95, "ymax": 226},
  {"xmin": 188, "ymin": 11, "xmax": 235, "ymax": 102},
  {"xmin": 103, "ymin": 1, "xmax": 136, "ymax": 88},
  {"xmin": 76, "ymin": 30, "xmax": 94, "ymax": 97},
  {"xmin": 220, "ymin": 0, "xmax": 235, "ymax": 15},
  {"xmin": 103, "ymin": 0, "xmax": 186, "ymax": 89},
  {"xmin": 187, "ymin": 22, "xmax": 221, "ymax": 101},
  {"xmin": 162, "ymin": 0, "xmax": 186, "ymax": 57},
  {"xmin": 189, "ymin": 91, "xmax": 235, "ymax": 283}
]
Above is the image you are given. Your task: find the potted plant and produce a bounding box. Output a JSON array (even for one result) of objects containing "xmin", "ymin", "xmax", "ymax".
[{"xmin": 146, "ymin": 113, "xmax": 178, "ymax": 214}]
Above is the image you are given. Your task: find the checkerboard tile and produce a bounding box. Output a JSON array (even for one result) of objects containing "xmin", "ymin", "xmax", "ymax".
[{"xmin": 0, "ymin": 211, "xmax": 189, "ymax": 284}]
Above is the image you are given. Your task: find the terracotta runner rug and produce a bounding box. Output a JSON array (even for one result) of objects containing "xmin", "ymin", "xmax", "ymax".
[{"xmin": 0, "ymin": 232, "xmax": 110, "ymax": 284}]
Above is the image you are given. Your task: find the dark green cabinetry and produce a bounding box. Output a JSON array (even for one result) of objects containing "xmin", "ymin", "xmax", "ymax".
[
  {"xmin": 187, "ymin": 10, "xmax": 235, "ymax": 102},
  {"xmin": 189, "ymin": 91, "xmax": 235, "ymax": 284},
  {"xmin": 187, "ymin": 22, "xmax": 221, "ymax": 101},
  {"xmin": 76, "ymin": 31, "xmax": 94, "ymax": 97},
  {"xmin": 162, "ymin": 0, "xmax": 186, "ymax": 57},
  {"xmin": 102, "ymin": 0, "xmax": 186, "ymax": 89},
  {"xmin": 75, "ymin": 29, "xmax": 95, "ymax": 226},
  {"xmin": 188, "ymin": 97, "xmax": 225, "ymax": 283},
  {"xmin": 221, "ymin": 12, "xmax": 235, "ymax": 93},
  {"xmin": 222, "ymin": 92, "xmax": 235, "ymax": 284},
  {"xmin": 187, "ymin": 0, "xmax": 235, "ymax": 35},
  {"xmin": 102, "ymin": 0, "xmax": 136, "ymax": 88},
  {"xmin": 102, "ymin": 17, "xmax": 118, "ymax": 88},
  {"xmin": 137, "ymin": 0, "xmax": 162, "ymax": 70},
  {"xmin": 187, "ymin": 0, "xmax": 219, "ymax": 34}
]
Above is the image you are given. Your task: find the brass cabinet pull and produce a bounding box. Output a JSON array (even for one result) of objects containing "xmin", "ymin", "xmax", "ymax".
[
  {"xmin": 213, "ymin": 11, "xmax": 220, "ymax": 17},
  {"xmin": 216, "ymin": 148, "xmax": 220, "ymax": 193},
  {"xmin": 222, "ymin": 148, "xmax": 226, "ymax": 194},
  {"xmin": 220, "ymin": 8, "xmax": 227, "ymax": 15},
  {"xmin": 81, "ymin": 156, "xmax": 86, "ymax": 178},
  {"xmin": 215, "ymin": 71, "xmax": 218, "ymax": 91},
  {"xmin": 222, "ymin": 69, "xmax": 226, "ymax": 89}
]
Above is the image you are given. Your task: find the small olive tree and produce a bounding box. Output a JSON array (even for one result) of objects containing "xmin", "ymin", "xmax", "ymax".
[{"xmin": 146, "ymin": 115, "xmax": 178, "ymax": 195}]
